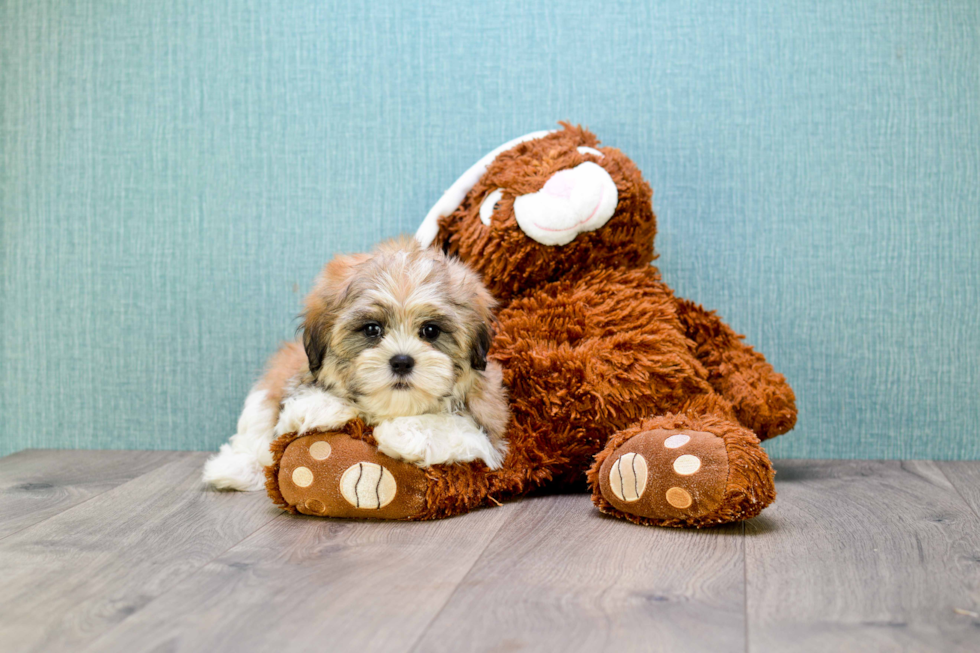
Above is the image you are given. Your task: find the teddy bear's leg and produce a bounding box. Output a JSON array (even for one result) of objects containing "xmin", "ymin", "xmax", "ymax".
[
  {"xmin": 267, "ymin": 429, "xmax": 498, "ymax": 520},
  {"xmin": 588, "ymin": 395, "xmax": 775, "ymax": 528},
  {"xmin": 674, "ymin": 297, "xmax": 797, "ymax": 440}
]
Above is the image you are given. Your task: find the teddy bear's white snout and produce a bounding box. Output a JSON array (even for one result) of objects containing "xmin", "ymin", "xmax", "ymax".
[{"xmin": 513, "ymin": 161, "xmax": 619, "ymax": 246}]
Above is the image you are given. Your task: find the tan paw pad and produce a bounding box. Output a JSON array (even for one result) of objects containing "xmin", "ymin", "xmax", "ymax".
[
  {"xmin": 665, "ymin": 487, "xmax": 693, "ymax": 509},
  {"xmin": 672, "ymin": 454, "xmax": 701, "ymax": 475},
  {"xmin": 308, "ymin": 440, "xmax": 332, "ymax": 460},
  {"xmin": 305, "ymin": 498, "xmax": 326, "ymax": 514},
  {"xmin": 608, "ymin": 452, "xmax": 648, "ymax": 502},
  {"xmin": 339, "ymin": 462, "xmax": 397, "ymax": 509},
  {"xmin": 663, "ymin": 434, "xmax": 690, "ymax": 449},
  {"xmin": 292, "ymin": 466, "xmax": 314, "ymax": 488}
]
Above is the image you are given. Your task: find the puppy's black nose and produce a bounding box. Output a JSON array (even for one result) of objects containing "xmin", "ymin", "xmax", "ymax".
[{"xmin": 389, "ymin": 354, "xmax": 415, "ymax": 376}]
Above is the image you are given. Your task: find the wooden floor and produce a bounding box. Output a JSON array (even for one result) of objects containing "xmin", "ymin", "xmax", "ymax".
[{"xmin": 1, "ymin": 452, "xmax": 979, "ymax": 652}]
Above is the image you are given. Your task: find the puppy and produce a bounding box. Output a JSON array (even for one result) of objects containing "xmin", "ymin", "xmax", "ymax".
[{"xmin": 203, "ymin": 238, "xmax": 510, "ymax": 491}]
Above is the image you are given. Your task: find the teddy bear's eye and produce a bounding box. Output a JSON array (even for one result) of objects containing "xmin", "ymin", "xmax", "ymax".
[
  {"xmin": 479, "ymin": 189, "xmax": 504, "ymax": 226},
  {"xmin": 577, "ymin": 146, "xmax": 604, "ymax": 158}
]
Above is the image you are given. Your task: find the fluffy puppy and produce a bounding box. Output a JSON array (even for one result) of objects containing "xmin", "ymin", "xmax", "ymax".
[{"xmin": 203, "ymin": 238, "xmax": 510, "ymax": 491}]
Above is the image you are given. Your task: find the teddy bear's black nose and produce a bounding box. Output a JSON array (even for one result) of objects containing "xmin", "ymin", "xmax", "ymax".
[{"xmin": 389, "ymin": 354, "xmax": 415, "ymax": 376}]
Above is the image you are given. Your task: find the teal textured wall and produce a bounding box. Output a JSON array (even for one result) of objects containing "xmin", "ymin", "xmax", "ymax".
[{"xmin": 2, "ymin": 0, "xmax": 978, "ymax": 459}]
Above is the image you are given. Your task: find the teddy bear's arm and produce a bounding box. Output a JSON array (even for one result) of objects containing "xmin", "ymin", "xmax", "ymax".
[{"xmin": 673, "ymin": 297, "xmax": 797, "ymax": 439}]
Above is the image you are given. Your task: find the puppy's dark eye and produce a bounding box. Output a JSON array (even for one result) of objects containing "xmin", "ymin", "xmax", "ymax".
[
  {"xmin": 363, "ymin": 323, "xmax": 383, "ymax": 339},
  {"xmin": 420, "ymin": 324, "xmax": 441, "ymax": 341}
]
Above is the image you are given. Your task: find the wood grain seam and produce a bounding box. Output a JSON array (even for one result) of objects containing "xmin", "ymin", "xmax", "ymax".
[
  {"xmin": 741, "ymin": 520, "xmax": 749, "ymax": 653},
  {"xmin": 76, "ymin": 510, "xmax": 288, "ymax": 653},
  {"xmin": 405, "ymin": 505, "xmax": 518, "ymax": 653},
  {"xmin": 0, "ymin": 452, "xmax": 189, "ymax": 544},
  {"xmin": 936, "ymin": 463, "xmax": 980, "ymax": 521}
]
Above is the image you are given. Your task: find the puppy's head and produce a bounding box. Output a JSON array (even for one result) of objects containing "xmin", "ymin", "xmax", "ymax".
[{"xmin": 302, "ymin": 238, "xmax": 496, "ymax": 421}]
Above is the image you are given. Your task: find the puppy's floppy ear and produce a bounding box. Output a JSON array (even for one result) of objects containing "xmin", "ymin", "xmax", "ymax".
[
  {"xmin": 445, "ymin": 256, "xmax": 498, "ymax": 373},
  {"xmin": 302, "ymin": 252, "xmax": 369, "ymax": 376},
  {"xmin": 470, "ymin": 321, "xmax": 493, "ymax": 372},
  {"xmin": 302, "ymin": 317, "xmax": 328, "ymax": 377}
]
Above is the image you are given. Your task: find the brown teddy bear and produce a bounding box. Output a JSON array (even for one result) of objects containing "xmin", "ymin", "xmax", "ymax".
[{"xmin": 267, "ymin": 123, "xmax": 797, "ymax": 528}]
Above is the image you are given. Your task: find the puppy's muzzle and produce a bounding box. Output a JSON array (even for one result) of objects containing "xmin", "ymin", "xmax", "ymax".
[{"xmin": 389, "ymin": 354, "xmax": 415, "ymax": 377}]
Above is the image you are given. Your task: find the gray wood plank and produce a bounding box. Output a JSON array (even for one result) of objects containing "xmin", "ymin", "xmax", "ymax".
[
  {"xmin": 745, "ymin": 460, "xmax": 980, "ymax": 653},
  {"xmin": 412, "ymin": 494, "xmax": 746, "ymax": 653},
  {"xmin": 0, "ymin": 449, "xmax": 182, "ymax": 540},
  {"xmin": 81, "ymin": 501, "xmax": 519, "ymax": 653},
  {"xmin": 938, "ymin": 461, "xmax": 980, "ymax": 520},
  {"xmin": 0, "ymin": 452, "xmax": 280, "ymax": 653}
]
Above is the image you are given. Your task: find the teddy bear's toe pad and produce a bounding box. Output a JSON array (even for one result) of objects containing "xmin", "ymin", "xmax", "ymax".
[
  {"xmin": 339, "ymin": 462, "xmax": 397, "ymax": 509},
  {"xmin": 599, "ymin": 429, "xmax": 729, "ymax": 520},
  {"xmin": 277, "ymin": 434, "xmax": 427, "ymax": 519}
]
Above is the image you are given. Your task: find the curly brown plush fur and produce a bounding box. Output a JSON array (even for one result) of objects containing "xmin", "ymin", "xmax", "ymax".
[{"xmin": 429, "ymin": 123, "xmax": 796, "ymax": 526}]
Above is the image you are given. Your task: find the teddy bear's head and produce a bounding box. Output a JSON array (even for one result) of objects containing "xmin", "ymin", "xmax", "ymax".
[{"xmin": 416, "ymin": 123, "xmax": 657, "ymax": 301}]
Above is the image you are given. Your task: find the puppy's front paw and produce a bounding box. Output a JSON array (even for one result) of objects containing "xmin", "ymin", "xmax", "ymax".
[
  {"xmin": 274, "ymin": 386, "xmax": 358, "ymax": 437},
  {"xmin": 374, "ymin": 414, "xmax": 506, "ymax": 469}
]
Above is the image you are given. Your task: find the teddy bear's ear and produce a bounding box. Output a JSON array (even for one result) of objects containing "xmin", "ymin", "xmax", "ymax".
[{"xmin": 415, "ymin": 130, "xmax": 555, "ymax": 249}]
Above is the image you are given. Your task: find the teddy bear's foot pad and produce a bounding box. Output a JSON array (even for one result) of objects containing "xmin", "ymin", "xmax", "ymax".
[
  {"xmin": 276, "ymin": 433, "xmax": 428, "ymax": 519},
  {"xmin": 599, "ymin": 429, "xmax": 729, "ymax": 520}
]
